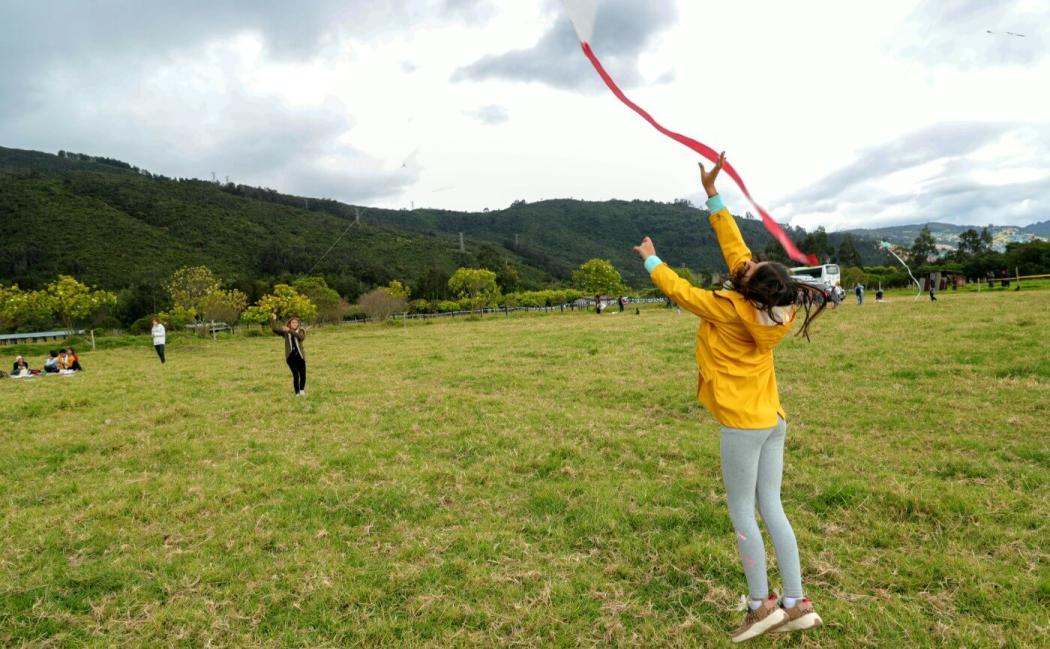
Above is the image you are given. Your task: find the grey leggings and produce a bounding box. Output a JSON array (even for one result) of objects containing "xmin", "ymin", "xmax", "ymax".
[{"xmin": 720, "ymin": 417, "xmax": 803, "ymax": 599}]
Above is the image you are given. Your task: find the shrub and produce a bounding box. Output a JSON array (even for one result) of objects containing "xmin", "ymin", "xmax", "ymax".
[{"xmin": 358, "ymin": 289, "xmax": 407, "ymax": 321}]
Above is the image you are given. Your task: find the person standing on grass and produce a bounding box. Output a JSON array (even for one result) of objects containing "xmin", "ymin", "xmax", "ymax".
[
  {"xmin": 271, "ymin": 312, "xmax": 306, "ymax": 396},
  {"xmin": 151, "ymin": 318, "xmax": 166, "ymax": 364},
  {"xmin": 632, "ymin": 152, "xmax": 826, "ymax": 643},
  {"xmin": 855, "ymin": 283, "xmax": 864, "ymax": 305}
]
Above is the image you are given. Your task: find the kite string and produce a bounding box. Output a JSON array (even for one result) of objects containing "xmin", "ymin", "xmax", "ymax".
[
  {"xmin": 306, "ymin": 217, "xmax": 357, "ymax": 276},
  {"xmin": 883, "ymin": 244, "xmax": 923, "ymax": 298},
  {"xmin": 579, "ymin": 42, "xmax": 817, "ymax": 266}
]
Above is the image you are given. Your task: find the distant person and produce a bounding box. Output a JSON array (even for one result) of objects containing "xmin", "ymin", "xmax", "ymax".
[
  {"xmin": 594, "ymin": 294, "xmax": 602, "ymax": 314},
  {"xmin": 929, "ymin": 286, "xmax": 937, "ymax": 302},
  {"xmin": 151, "ymin": 318, "xmax": 166, "ymax": 364},
  {"xmin": 827, "ymin": 286, "xmax": 842, "ymax": 309},
  {"xmin": 12, "ymin": 355, "xmax": 31, "ymax": 376},
  {"xmin": 855, "ymin": 283, "xmax": 864, "ymax": 305},
  {"xmin": 68, "ymin": 347, "xmax": 82, "ymax": 371},
  {"xmin": 875, "ymin": 288, "xmax": 885, "ymax": 302},
  {"xmin": 271, "ymin": 313, "xmax": 307, "ymax": 396},
  {"xmin": 618, "ymin": 296, "xmax": 626, "ymax": 312},
  {"xmin": 633, "ymin": 153, "xmax": 824, "ymax": 642},
  {"xmin": 56, "ymin": 349, "xmax": 73, "ymax": 371},
  {"xmin": 44, "ymin": 351, "xmax": 59, "ymax": 373}
]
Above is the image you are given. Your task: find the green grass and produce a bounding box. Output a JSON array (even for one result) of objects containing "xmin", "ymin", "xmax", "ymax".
[{"xmin": 2, "ymin": 292, "xmax": 1048, "ymax": 647}]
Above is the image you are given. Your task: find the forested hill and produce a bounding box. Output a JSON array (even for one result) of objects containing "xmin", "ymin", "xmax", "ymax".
[{"xmin": 1, "ymin": 145, "xmax": 881, "ymax": 297}]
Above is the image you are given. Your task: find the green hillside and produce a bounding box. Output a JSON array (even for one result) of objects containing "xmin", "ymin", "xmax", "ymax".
[
  {"xmin": 0, "ymin": 147, "xmax": 549, "ymax": 296},
  {"xmin": 1, "ymin": 145, "xmax": 891, "ymax": 300},
  {"xmin": 364, "ymin": 199, "xmax": 793, "ymax": 285}
]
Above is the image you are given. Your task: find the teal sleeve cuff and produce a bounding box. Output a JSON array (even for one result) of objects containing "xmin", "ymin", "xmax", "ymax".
[
  {"xmin": 644, "ymin": 255, "xmax": 663, "ymax": 274},
  {"xmin": 706, "ymin": 194, "xmax": 725, "ymax": 212}
]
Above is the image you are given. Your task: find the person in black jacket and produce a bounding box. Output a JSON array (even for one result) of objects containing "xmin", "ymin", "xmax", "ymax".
[
  {"xmin": 12, "ymin": 356, "xmax": 30, "ymax": 375},
  {"xmin": 271, "ymin": 313, "xmax": 307, "ymax": 396}
]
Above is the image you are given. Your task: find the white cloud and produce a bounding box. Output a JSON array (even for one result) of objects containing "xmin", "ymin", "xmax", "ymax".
[{"xmin": 0, "ymin": 0, "xmax": 1047, "ymax": 229}]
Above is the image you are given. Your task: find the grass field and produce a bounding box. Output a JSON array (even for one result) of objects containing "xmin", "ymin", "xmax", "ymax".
[{"xmin": 2, "ymin": 290, "xmax": 1048, "ymax": 647}]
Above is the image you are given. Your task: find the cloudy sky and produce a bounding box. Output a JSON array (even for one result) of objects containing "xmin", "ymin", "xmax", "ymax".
[{"xmin": 2, "ymin": 0, "xmax": 1047, "ymax": 231}]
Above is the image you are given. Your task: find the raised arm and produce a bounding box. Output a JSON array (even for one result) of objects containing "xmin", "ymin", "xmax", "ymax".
[
  {"xmin": 270, "ymin": 313, "xmax": 287, "ymax": 336},
  {"xmin": 633, "ymin": 237, "xmax": 736, "ymax": 322},
  {"xmin": 700, "ymin": 153, "xmax": 752, "ymax": 275}
]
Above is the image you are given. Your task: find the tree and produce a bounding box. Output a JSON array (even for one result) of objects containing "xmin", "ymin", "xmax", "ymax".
[
  {"xmin": 448, "ymin": 267, "xmax": 500, "ymax": 312},
  {"xmin": 762, "ymin": 240, "xmax": 791, "ymax": 265},
  {"xmin": 198, "ymin": 289, "xmax": 248, "ymax": 325},
  {"xmin": 800, "ymin": 227, "xmax": 833, "ymax": 263},
  {"xmin": 956, "ymin": 228, "xmax": 982, "ymax": 257},
  {"xmin": 113, "ymin": 282, "xmax": 167, "ymax": 327},
  {"xmin": 247, "ymin": 284, "xmax": 317, "ymax": 322},
  {"xmin": 476, "ymin": 245, "xmax": 503, "ymax": 272},
  {"xmin": 45, "ymin": 275, "xmax": 116, "ymax": 331},
  {"xmin": 384, "ymin": 280, "xmax": 410, "ymax": 300},
  {"xmin": 672, "ymin": 266, "xmax": 697, "ymax": 285},
  {"xmin": 572, "ymin": 259, "xmax": 625, "ymax": 296},
  {"xmin": 167, "ymin": 266, "xmax": 221, "ymax": 314},
  {"xmin": 910, "ymin": 226, "xmax": 937, "ymax": 264},
  {"xmin": 156, "ymin": 305, "xmax": 198, "ymax": 329},
  {"xmin": 841, "ymin": 266, "xmax": 866, "ymax": 288},
  {"xmin": 837, "ymin": 234, "xmax": 863, "ymax": 269},
  {"xmin": 415, "ymin": 268, "xmax": 450, "ymax": 301},
  {"xmin": 358, "ymin": 288, "xmax": 407, "ymax": 321},
  {"xmin": 293, "ymin": 277, "xmax": 343, "ymax": 323},
  {"xmin": 980, "ymin": 227, "xmax": 994, "ymax": 251},
  {"xmin": 0, "ymin": 284, "xmax": 54, "ymax": 332},
  {"xmin": 1004, "ymin": 240, "xmax": 1050, "ymax": 276}
]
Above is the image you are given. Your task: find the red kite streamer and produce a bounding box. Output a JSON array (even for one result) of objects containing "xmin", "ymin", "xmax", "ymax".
[{"xmin": 575, "ymin": 40, "xmax": 818, "ymax": 266}]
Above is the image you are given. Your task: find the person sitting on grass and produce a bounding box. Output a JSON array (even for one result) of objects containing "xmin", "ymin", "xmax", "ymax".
[
  {"xmin": 43, "ymin": 351, "xmax": 59, "ymax": 374},
  {"xmin": 11, "ymin": 355, "xmax": 31, "ymax": 376},
  {"xmin": 68, "ymin": 347, "xmax": 82, "ymax": 371},
  {"xmin": 632, "ymin": 152, "xmax": 826, "ymax": 643}
]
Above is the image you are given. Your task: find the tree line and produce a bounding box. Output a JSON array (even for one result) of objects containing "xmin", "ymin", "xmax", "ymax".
[{"xmin": 0, "ymin": 256, "xmax": 640, "ymax": 334}]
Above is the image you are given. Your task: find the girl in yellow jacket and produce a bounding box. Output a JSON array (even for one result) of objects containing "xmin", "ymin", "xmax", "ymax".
[{"xmin": 632, "ymin": 153, "xmax": 825, "ymax": 643}]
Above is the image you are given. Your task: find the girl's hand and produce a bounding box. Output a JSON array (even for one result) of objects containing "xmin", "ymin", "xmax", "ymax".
[
  {"xmin": 281, "ymin": 326, "xmax": 290, "ymax": 333},
  {"xmin": 699, "ymin": 151, "xmax": 726, "ymax": 198},
  {"xmin": 270, "ymin": 312, "xmax": 278, "ymax": 321},
  {"xmin": 633, "ymin": 236, "xmax": 656, "ymax": 260}
]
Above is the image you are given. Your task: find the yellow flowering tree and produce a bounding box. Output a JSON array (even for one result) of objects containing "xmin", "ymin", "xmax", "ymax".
[{"xmin": 45, "ymin": 275, "xmax": 116, "ymax": 332}]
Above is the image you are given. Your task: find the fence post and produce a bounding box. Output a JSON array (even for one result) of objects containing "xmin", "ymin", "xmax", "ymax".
[
  {"xmin": 91, "ymin": 329, "xmax": 96, "ymax": 351},
  {"xmin": 1016, "ymin": 267, "xmax": 1021, "ymax": 290}
]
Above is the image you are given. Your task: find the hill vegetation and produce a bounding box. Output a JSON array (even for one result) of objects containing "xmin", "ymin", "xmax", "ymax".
[
  {"xmin": 0, "ymin": 146, "xmax": 875, "ymax": 299},
  {"xmin": 4, "ymin": 145, "xmax": 1048, "ymax": 332}
]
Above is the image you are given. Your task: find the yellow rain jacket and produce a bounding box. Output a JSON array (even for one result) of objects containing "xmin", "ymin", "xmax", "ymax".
[{"xmin": 647, "ymin": 197, "xmax": 795, "ymax": 429}]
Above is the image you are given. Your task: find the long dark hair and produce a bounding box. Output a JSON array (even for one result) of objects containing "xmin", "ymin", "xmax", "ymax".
[{"xmin": 730, "ymin": 261, "xmax": 826, "ymax": 340}]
